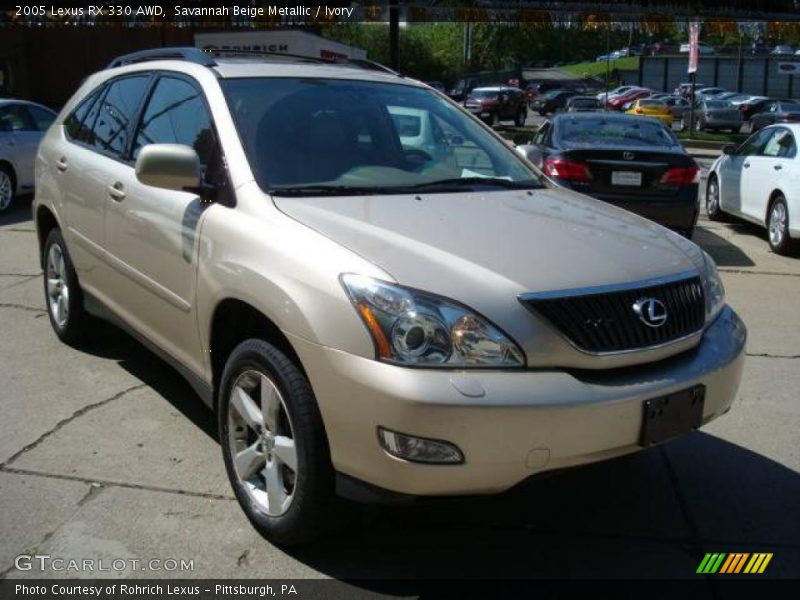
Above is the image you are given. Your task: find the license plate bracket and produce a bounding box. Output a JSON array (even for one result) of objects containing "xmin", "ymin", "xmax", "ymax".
[
  {"xmin": 611, "ymin": 171, "xmax": 642, "ymax": 186},
  {"xmin": 639, "ymin": 385, "xmax": 705, "ymax": 447}
]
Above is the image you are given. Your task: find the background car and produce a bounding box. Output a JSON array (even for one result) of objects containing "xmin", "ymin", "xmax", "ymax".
[
  {"xmin": 566, "ymin": 96, "xmax": 602, "ymax": 112},
  {"xmin": 771, "ymin": 45, "xmax": 795, "ymax": 55},
  {"xmin": 674, "ymin": 82, "xmax": 708, "ymax": 97},
  {"xmin": 694, "ymin": 87, "xmax": 729, "ymax": 99},
  {"xmin": 596, "ymin": 85, "xmax": 640, "ymax": 103},
  {"xmin": 749, "ymin": 99, "xmax": 800, "ymax": 132},
  {"xmin": 728, "ymin": 95, "xmax": 770, "ymax": 120},
  {"xmin": 661, "ymin": 95, "xmax": 691, "ymax": 119},
  {"xmin": 530, "ymin": 89, "xmax": 578, "ymax": 115},
  {"xmin": 464, "ymin": 86, "xmax": 527, "ymax": 126},
  {"xmin": 0, "ymin": 99, "xmax": 57, "ymax": 212},
  {"xmin": 680, "ymin": 42, "xmax": 715, "ymax": 54},
  {"xmin": 625, "ymin": 99, "xmax": 673, "ymax": 126},
  {"xmin": 682, "ymin": 99, "xmax": 743, "ymax": 132},
  {"xmin": 424, "ymin": 81, "xmax": 445, "ymax": 93},
  {"xmin": 526, "ymin": 112, "xmax": 700, "ymax": 237},
  {"xmin": 707, "ymin": 124, "xmax": 800, "ymax": 254},
  {"xmin": 607, "ymin": 88, "xmax": 652, "ymax": 110}
]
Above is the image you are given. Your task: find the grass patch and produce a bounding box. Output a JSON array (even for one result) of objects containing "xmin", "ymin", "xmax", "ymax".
[{"xmin": 560, "ymin": 56, "xmax": 639, "ymax": 78}]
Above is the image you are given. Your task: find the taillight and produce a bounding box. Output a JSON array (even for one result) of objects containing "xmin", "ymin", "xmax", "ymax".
[
  {"xmin": 739, "ymin": 104, "xmax": 749, "ymax": 111},
  {"xmin": 660, "ymin": 166, "xmax": 700, "ymax": 185},
  {"xmin": 543, "ymin": 158, "xmax": 593, "ymax": 181},
  {"xmin": 784, "ymin": 114, "xmax": 800, "ymax": 121},
  {"xmin": 635, "ymin": 108, "xmax": 644, "ymax": 114}
]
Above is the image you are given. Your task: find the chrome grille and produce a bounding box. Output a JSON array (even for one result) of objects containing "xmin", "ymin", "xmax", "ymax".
[{"xmin": 521, "ymin": 276, "xmax": 705, "ymax": 353}]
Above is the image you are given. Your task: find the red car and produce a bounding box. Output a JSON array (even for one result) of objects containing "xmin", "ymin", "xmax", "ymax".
[{"xmin": 608, "ymin": 89, "xmax": 652, "ymax": 110}]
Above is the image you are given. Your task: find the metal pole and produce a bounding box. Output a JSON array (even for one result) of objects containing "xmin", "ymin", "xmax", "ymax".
[{"xmin": 688, "ymin": 70, "xmax": 696, "ymax": 136}]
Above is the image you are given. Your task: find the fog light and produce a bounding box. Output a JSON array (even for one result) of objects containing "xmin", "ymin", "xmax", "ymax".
[{"xmin": 377, "ymin": 427, "xmax": 464, "ymax": 464}]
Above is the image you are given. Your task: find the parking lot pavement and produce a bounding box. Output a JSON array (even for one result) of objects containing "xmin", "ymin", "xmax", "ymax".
[{"xmin": 0, "ymin": 198, "xmax": 798, "ymax": 585}]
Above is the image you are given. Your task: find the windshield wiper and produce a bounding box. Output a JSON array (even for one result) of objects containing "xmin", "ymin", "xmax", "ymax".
[
  {"xmin": 407, "ymin": 177, "xmax": 542, "ymax": 191},
  {"xmin": 269, "ymin": 185, "xmax": 404, "ymax": 197}
]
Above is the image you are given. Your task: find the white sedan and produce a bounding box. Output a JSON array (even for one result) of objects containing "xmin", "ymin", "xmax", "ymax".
[
  {"xmin": 0, "ymin": 99, "xmax": 57, "ymax": 212},
  {"xmin": 706, "ymin": 124, "xmax": 800, "ymax": 255}
]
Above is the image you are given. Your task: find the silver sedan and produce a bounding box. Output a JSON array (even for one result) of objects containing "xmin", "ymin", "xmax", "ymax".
[{"xmin": 0, "ymin": 99, "xmax": 57, "ymax": 212}]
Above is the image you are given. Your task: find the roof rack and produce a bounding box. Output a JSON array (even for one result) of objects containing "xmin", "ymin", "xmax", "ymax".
[
  {"xmin": 106, "ymin": 47, "xmax": 217, "ymax": 69},
  {"xmin": 105, "ymin": 46, "xmax": 401, "ymax": 77}
]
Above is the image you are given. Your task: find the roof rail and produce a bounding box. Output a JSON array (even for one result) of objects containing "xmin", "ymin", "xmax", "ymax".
[
  {"xmin": 106, "ymin": 47, "xmax": 217, "ymax": 69},
  {"xmin": 207, "ymin": 48, "xmax": 400, "ymax": 76}
]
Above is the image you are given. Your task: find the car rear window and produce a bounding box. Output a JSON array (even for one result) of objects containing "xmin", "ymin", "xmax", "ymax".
[
  {"xmin": 470, "ymin": 90, "xmax": 499, "ymax": 100},
  {"xmin": 557, "ymin": 117, "xmax": 678, "ymax": 147}
]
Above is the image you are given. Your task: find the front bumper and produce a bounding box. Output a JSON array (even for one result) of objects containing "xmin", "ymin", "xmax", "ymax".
[{"xmin": 289, "ymin": 306, "xmax": 745, "ymax": 497}]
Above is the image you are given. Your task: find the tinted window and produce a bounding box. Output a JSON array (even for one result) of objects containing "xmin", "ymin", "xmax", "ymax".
[
  {"xmin": 64, "ymin": 90, "xmax": 101, "ymax": 142},
  {"xmin": 737, "ymin": 128, "xmax": 773, "ymax": 156},
  {"xmin": 89, "ymin": 75, "xmax": 149, "ymax": 157},
  {"xmin": 133, "ymin": 77, "xmax": 214, "ymax": 166},
  {"xmin": 0, "ymin": 104, "xmax": 36, "ymax": 132},
  {"xmin": 762, "ymin": 129, "xmax": 796, "ymax": 158},
  {"xmin": 557, "ymin": 117, "xmax": 677, "ymax": 147}
]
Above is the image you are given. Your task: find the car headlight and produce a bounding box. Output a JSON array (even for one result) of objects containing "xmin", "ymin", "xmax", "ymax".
[
  {"xmin": 702, "ymin": 251, "xmax": 725, "ymax": 323},
  {"xmin": 341, "ymin": 274, "xmax": 525, "ymax": 367}
]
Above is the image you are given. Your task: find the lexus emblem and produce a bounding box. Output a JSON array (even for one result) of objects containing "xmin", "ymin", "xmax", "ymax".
[
  {"xmin": 623, "ymin": 151, "xmax": 635, "ymax": 160},
  {"xmin": 633, "ymin": 298, "xmax": 668, "ymax": 328}
]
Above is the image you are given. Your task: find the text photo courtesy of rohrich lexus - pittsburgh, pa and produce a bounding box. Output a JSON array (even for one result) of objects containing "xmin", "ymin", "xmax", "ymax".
[{"xmin": 0, "ymin": 0, "xmax": 799, "ymax": 598}]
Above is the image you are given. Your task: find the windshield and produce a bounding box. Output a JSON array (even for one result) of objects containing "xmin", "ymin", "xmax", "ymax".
[
  {"xmin": 222, "ymin": 78, "xmax": 541, "ymax": 195},
  {"xmin": 557, "ymin": 117, "xmax": 678, "ymax": 147},
  {"xmin": 470, "ymin": 90, "xmax": 499, "ymax": 100}
]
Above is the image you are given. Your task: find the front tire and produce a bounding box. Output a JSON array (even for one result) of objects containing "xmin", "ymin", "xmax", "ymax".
[
  {"xmin": 706, "ymin": 174, "xmax": 726, "ymax": 221},
  {"xmin": 767, "ymin": 195, "xmax": 797, "ymax": 256},
  {"xmin": 0, "ymin": 165, "xmax": 15, "ymax": 213},
  {"xmin": 219, "ymin": 339, "xmax": 335, "ymax": 545},
  {"xmin": 43, "ymin": 229, "xmax": 90, "ymax": 345}
]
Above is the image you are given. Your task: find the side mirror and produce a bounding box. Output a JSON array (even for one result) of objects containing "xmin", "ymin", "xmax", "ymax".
[
  {"xmin": 135, "ymin": 144, "xmax": 202, "ymax": 193},
  {"xmin": 515, "ymin": 144, "xmax": 543, "ymax": 166},
  {"xmin": 722, "ymin": 143, "xmax": 737, "ymax": 156}
]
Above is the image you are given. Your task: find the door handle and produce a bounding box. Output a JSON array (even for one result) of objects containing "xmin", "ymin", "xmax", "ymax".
[
  {"xmin": 56, "ymin": 157, "xmax": 68, "ymax": 172},
  {"xmin": 107, "ymin": 182, "xmax": 126, "ymax": 201},
  {"xmin": 743, "ymin": 162, "xmax": 750, "ymax": 168},
  {"xmin": 774, "ymin": 164, "xmax": 783, "ymax": 171}
]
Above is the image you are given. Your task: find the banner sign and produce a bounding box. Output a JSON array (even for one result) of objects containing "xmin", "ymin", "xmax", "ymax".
[{"xmin": 688, "ymin": 20, "xmax": 699, "ymax": 73}]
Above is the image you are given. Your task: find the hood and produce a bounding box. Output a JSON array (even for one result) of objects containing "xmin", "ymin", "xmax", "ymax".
[{"xmin": 273, "ymin": 187, "xmax": 702, "ymax": 300}]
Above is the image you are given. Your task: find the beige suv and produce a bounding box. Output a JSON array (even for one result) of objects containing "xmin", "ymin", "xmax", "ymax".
[{"xmin": 34, "ymin": 48, "xmax": 746, "ymax": 544}]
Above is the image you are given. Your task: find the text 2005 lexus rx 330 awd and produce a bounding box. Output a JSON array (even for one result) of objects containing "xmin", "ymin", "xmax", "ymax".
[{"xmin": 33, "ymin": 48, "xmax": 746, "ymax": 544}]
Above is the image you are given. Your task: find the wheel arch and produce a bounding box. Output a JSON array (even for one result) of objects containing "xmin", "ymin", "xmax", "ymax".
[
  {"xmin": 208, "ymin": 298, "xmax": 307, "ymax": 412},
  {"xmin": 35, "ymin": 204, "xmax": 61, "ymax": 267}
]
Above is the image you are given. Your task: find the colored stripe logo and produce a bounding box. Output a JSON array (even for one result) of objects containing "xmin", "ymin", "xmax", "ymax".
[{"xmin": 697, "ymin": 552, "xmax": 773, "ymax": 574}]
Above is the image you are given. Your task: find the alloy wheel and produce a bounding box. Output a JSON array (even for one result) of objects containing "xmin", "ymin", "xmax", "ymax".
[
  {"xmin": 707, "ymin": 179, "xmax": 720, "ymax": 216},
  {"xmin": 0, "ymin": 170, "xmax": 13, "ymax": 211},
  {"xmin": 228, "ymin": 370, "xmax": 297, "ymax": 517},
  {"xmin": 46, "ymin": 243, "xmax": 69, "ymax": 328},
  {"xmin": 769, "ymin": 201, "xmax": 787, "ymax": 248}
]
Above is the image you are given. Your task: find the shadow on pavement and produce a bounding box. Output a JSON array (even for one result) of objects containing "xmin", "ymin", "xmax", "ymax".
[
  {"xmin": 76, "ymin": 320, "xmax": 218, "ymax": 441},
  {"xmin": 694, "ymin": 225, "xmax": 756, "ymax": 267},
  {"xmin": 0, "ymin": 197, "xmax": 34, "ymax": 228}
]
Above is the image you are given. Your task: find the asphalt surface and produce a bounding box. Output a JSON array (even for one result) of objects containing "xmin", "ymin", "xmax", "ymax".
[{"xmin": 0, "ymin": 165, "xmax": 798, "ymax": 585}]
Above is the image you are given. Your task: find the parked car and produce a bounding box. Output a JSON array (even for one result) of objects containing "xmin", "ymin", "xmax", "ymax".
[
  {"xmin": 625, "ymin": 99, "xmax": 674, "ymax": 126},
  {"xmin": 674, "ymin": 82, "xmax": 708, "ymax": 97},
  {"xmin": 0, "ymin": 99, "xmax": 57, "ymax": 212},
  {"xmin": 749, "ymin": 99, "xmax": 800, "ymax": 132},
  {"xmin": 646, "ymin": 41, "xmax": 679, "ymax": 55},
  {"xmin": 681, "ymin": 99, "xmax": 743, "ymax": 132},
  {"xmin": 565, "ymin": 96, "xmax": 602, "ymax": 112},
  {"xmin": 525, "ymin": 113, "xmax": 701, "ymax": 237},
  {"xmin": 707, "ymin": 124, "xmax": 800, "ymax": 254},
  {"xmin": 424, "ymin": 81, "xmax": 445, "ymax": 93},
  {"xmin": 464, "ymin": 86, "xmax": 527, "ymax": 126},
  {"xmin": 530, "ymin": 89, "xmax": 578, "ymax": 115},
  {"xmin": 607, "ymin": 88, "xmax": 652, "ymax": 111},
  {"xmin": 661, "ymin": 95, "xmax": 691, "ymax": 119},
  {"xmin": 694, "ymin": 87, "xmax": 729, "ymax": 99},
  {"xmin": 729, "ymin": 95, "xmax": 770, "ymax": 120},
  {"xmin": 751, "ymin": 42, "xmax": 769, "ymax": 55},
  {"xmin": 36, "ymin": 47, "xmax": 745, "ymax": 544},
  {"xmin": 679, "ymin": 42, "xmax": 715, "ymax": 54},
  {"xmin": 771, "ymin": 45, "xmax": 795, "ymax": 55},
  {"xmin": 596, "ymin": 85, "xmax": 641, "ymax": 103}
]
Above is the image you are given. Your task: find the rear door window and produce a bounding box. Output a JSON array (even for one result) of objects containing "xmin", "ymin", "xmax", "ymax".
[
  {"xmin": 64, "ymin": 90, "xmax": 101, "ymax": 143},
  {"xmin": 89, "ymin": 75, "xmax": 150, "ymax": 158}
]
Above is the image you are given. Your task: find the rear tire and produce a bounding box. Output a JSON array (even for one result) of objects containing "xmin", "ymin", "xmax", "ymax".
[
  {"xmin": 43, "ymin": 229, "xmax": 90, "ymax": 345},
  {"xmin": 219, "ymin": 339, "xmax": 336, "ymax": 545},
  {"xmin": 0, "ymin": 165, "xmax": 15, "ymax": 213},
  {"xmin": 767, "ymin": 195, "xmax": 797, "ymax": 256}
]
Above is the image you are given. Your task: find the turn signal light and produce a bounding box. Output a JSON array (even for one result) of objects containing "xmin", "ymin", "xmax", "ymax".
[{"xmin": 660, "ymin": 166, "xmax": 700, "ymax": 185}]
